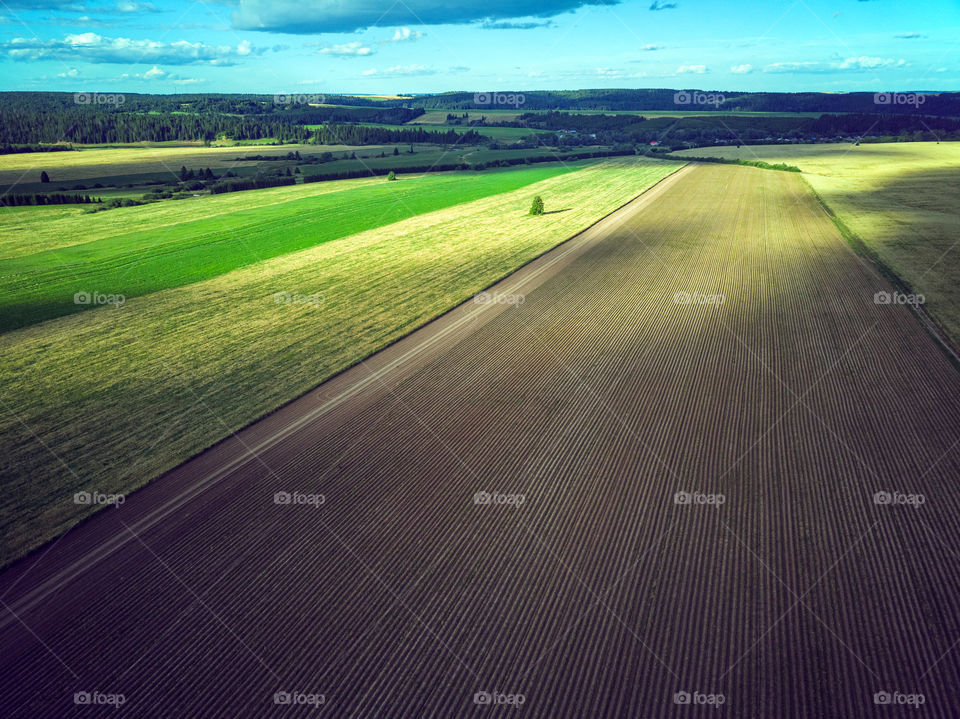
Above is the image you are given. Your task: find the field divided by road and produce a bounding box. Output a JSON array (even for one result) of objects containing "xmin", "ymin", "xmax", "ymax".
[
  {"xmin": 0, "ymin": 157, "xmax": 683, "ymax": 565},
  {"xmin": 1, "ymin": 163, "xmax": 959, "ymax": 717},
  {"xmin": 0, "ymin": 164, "xmax": 582, "ymax": 331},
  {"xmin": 677, "ymin": 142, "xmax": 960, "ymax": 343}
]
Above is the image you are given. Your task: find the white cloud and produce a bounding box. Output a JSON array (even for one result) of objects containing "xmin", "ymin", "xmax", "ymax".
[
  {"xmin": 763, "ymin": 57, "xmax": 905, "ymax": 74},
  {"xmin": 361, "ymin": 64, "xmax": 434, "ymax": 76},
  {"xmin": 318, "ymin": 41, "xmax": 373, "ymax": 56},
  {"xmin": 3, "ymin": 33, "xmax": 260, "ymax": 65},
  {"xmin": 838, "ymin": 55, "xmax": 905, "ymax": 70},
  {"xmin": 385, "ymin": 27, "xmax": 423, "ymax": 43},
  {"xmin": 676, "ymin": 64, "xmax": 707, "ymax": 74},
  {"xmin": 730, "ymin": 63, "xmax": 752, "ymax": 74}
]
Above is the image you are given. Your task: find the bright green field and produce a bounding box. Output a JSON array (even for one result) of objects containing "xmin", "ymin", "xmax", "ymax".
[
  {"xmin": 0, "ymin": 157, "xmax": 683, "ymax": 565},
  {"xmin": 676, "ymin": 142, "xmax": 960, "ymax": 343},
  {"xmin": 0, "ymin": 165, "xmax": 578, "ymax": 332}
]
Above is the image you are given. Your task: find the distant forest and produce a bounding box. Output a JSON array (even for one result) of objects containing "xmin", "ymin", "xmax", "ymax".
[
  {"xmin": 1, "ymin": 91, "xmax": 958, "ymax": 147},
  {"xmin": 411, "ymin": 89, "xmax": 960, "ymax": 115}
]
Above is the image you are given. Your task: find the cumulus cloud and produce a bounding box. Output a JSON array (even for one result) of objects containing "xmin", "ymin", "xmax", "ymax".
[
  {"xmin": 384, "ymin": 27, "xmax": 423, "ymax": 42},
  {"xmin": 232, "ymin": 0, "xmax": 616, "ymax": 34},
  {"xmin": 361, "ymin": 64, "xmax": 435, "ymax": 76},
  {"xmin": 318, "ymin": 41, "xmax": 373, "ymax": 55},
  {"xmin": 2, "ymin": 0, "xmax": 158, "ymax": 11},
  {"xmin": 480, "ymin": 19, "xmax": 554, "ymax": 29},
  {"xmin": 838, "ymin": 56, "xmax": 906, "ymax": 69},
  {"xmin": 730, "ymin": 63, "xmax": 752, "ymax": 74},
  {"xmin": 117, "ymin": 65, "xmax": 201, "ymax": 83},
  {"xmin": 1, "ymin": 33, "xmax": 259, "ymax": 65},
  {"xmin": 763, "ymin": 57, "xmax": 906, "ymax": 73},
  {"xmin": 676, "ymin": 64, "xmax": 706, "ymax": 74}
]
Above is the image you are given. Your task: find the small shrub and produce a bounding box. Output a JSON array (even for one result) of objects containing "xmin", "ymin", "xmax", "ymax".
[{"xmin": 387, "ymin": 171, "xmax": 397, "ymax": 181}]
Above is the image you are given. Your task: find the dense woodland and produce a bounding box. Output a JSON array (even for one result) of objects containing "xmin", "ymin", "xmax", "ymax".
[
  {"xmin": 1, "ymin": 91, "xmax": 958, "ymax": 154},
  {"xmin": 413, "ymin": 89, "xmax": 960, "ymax": 115}
]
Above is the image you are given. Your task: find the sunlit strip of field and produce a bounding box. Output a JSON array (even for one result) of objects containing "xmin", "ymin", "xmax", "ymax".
[
  {"xmin": 676, "ymin": 142, "xmax": 960, "ymax": 342},
  {"xmin": 0, "ymin": 157, "xmax": 683, "ymax": 565},
  {"xmin": 0, "ymin": 164, "xmax": 582, "ymax": 332}
]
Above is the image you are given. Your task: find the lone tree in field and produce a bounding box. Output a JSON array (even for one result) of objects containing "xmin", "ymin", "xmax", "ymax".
[
  {"xmin": 40, "ymin": 171, "xmax": 50, "ymax": 183},
  {"xmin": 529, "ymin": 195, "xmax": 544, "ymax": 216},
  {"xmin": 387, "ymin": 171, "xmax": 397, "ymax": 181}
]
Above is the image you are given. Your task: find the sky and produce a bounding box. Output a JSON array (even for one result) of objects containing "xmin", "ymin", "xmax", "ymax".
[{"xmin": 0, "ymin": 0, "xmax": 956, "ymax": 94}]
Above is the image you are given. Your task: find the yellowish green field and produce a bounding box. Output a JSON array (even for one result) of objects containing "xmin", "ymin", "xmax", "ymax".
[
  {"xmin": 0, "ymin": 173, "xmax": 384, "ymax": 258},
  {"xmin": 677, "ymin": 142, "xmax": 960, "ymax": 342},
  {"xmin": 0, "ymin": 143, "xmax": 382, "ymax": 186},
  {"xmin": 0, "ymin": 156, "xmax": 683, "ymax": 564}
]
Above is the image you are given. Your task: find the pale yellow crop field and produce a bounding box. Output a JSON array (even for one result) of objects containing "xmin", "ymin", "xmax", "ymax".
[{"xmin": 677, "ymin": 142, "xmax": 960, "ymax": 341}]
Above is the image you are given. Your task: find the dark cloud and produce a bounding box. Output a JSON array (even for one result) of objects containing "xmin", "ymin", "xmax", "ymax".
[
  {"xmin": 232, "ymin": 0, "xmax": 615, "ymax": 34},
  {"xmin": 649, "ymin": 1, "xmax": 677, "ymax": 9}
]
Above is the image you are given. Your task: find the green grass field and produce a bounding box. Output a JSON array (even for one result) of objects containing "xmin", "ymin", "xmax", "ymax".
[
  {"xmin": 0, "ymin": 157, "xmax": 684, "ymax": 565},
  {"xmin": 0, "ymin": 165, "xmax": 581, "ymax": 331},
  {"xmin": 676, "ymin": 142, "xmax": 960, "ymax": 343},
  {"xmin": 0, "ymin": 143, "xmax": 386, "ymax": 188}
]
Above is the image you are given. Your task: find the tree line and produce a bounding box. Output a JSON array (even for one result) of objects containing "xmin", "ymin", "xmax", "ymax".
[{"xmin": 0, "ymin": 193, "xmax": 100, "ymax": 206}]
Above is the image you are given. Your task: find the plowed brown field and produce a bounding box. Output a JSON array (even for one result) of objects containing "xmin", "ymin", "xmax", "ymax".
[{"xmin": 2, "ymin": 163, "xmax": 959, "ymax": 718}]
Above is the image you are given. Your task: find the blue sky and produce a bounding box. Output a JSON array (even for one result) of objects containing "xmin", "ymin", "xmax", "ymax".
[{"xmin": 0, "ymin": 0, "xmax": 956, "ymax": 94}]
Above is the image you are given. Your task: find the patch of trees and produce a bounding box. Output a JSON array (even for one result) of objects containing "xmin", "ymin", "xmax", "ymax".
[
  {"xmin": 0, "ymin": 193, "xmax": 100, "ymax": 206},
  {"xmin": 0, "ymin": 109, "xmax": 312, "ymax": 145},
  {"xmin": 0, "ymin": 144, "xmax": 74, "ymax": 155},
  {"xmin": 209, "ymin": 176, "xmax": 297, "ymax": 194},
  {"xmin": 308, "ymin": 124, "xmax": 484, "ymax": 146}
]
